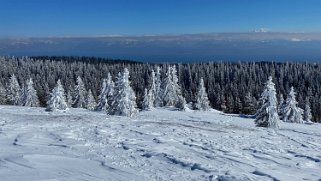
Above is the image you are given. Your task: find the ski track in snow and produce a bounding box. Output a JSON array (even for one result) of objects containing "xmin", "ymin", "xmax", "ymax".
[{"xmin": 0, "ymin": 105, "xmax": 321, "ymax": 181}]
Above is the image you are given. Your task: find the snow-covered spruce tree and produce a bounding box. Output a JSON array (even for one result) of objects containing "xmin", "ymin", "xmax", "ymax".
[
  {"xmin": 18, "ymin": 84, "xmax": 27, "ymax": 106},
  {"xmin": 109, "ymin": 68, "xmax": 138, "ymax": 116},
  {"xmin": 66, "ymin": 91, "xmax": 73, "ymax": 108},
  {"xmin": 154, "ymin": 67, "xmax": 163, "ymax": 107},
  {"xmin": 7, "ymin": 74, "xmax": 21, "ymax": 105},
  {"xmin": 149, "ymin": 70, "xmax": 157, "ymax": 106},
  {"xmin": 86, "ymin": 89, "xmax": 96, "ymax": 111},
  {"xmin": 243, "ymin": 92, "xmax": 256, "ymax": 115},
  {"xmin": 177, "ymin": 96, "xmax": 188, "ymax": 111},
  {"xmin": 142, "ymin": 88, "xmax": 154, "ymax": 110},
  {"xmin": 278, "ymin": 94, "xmax": 285, "ymax": 119},
  {"xmin": 282, "ymin": 87, "xmax": 304, "ymax": 123},
  {"xmin": 161, "ymin": 66, "xmax": 176, "ymax": 106},
  {"xmin": 72, "ymin": 76, "xmax": 87, "ymax": 108},
  {"xmin": 161, "ymin": 65, "xmax": 184, "ymax": 108},
  {"xmin": 255, "ymin": 76, "xmax": 280, "ymax": 128},
  {"xmin": 46, "ymin": 80, "xmax": 68, "ymax": 111},
  {"xmin": 303, "ymin": 97, "xmax": 312, "ymax": 123},
  {"xmin": 195, "ymin": 77, "xmax": 211, "ymax": 111},
  {"xmin": 24, "ymin": 78, "xmax": 40, "ymax": 107},
  {"xmin": 96, "ymin": 73, "xmax": 114, "ymax": 111},
  {"xmin": 0, "ymin": 82, "xmax": 6, "ymax": 104}
]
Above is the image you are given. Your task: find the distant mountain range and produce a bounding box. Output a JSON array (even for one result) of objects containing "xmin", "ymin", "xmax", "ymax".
[{"xmin": 1, "ymin": 32, "xmax": 321, "ymax": 63}]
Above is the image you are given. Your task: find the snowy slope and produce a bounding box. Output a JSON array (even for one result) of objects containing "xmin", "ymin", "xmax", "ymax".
[{"xmin": 0, "ymin": 105, "xmax": 320, "ymax": 181}]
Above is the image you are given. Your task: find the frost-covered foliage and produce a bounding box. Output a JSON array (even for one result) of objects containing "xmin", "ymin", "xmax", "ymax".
[
  {"xmin": 142, "ymin": 88, "xmax": 154, "ymax": 111},
  {"xmin": 24, "ymin": 78, "xmax": 40, "ymax": 107},
  {"xmin": 303, "ymin": 97, "xmax": 312, "ymax": 123},
  {"xmin": 177, "ymin": 96, "xmax": 188, "ymax": 111},
  {"xmin": 161, "ymin": 66, "xmax": 184, "ymax": 108},
  {"xmin": 72, "ymin": 76, "xmax": 87, "ymax": 108},
  {"xmin": 278, "ymin": 94, "xmax": 285, "ymax": 119},
  {"xmin": 195, "ymin": 78, "xmax": 211, "ymax": 111},
  {"xmin": 243, "ymin": 92, "xmax": 256, "ymax": 115},
  {"xmin": 154, "ymin": 67, "xmax": 163, "ymax": 107},
  {"xmin": 18, "ymin": 84, "xmax": 27, "ymax": 106},
  {"xmin": 96, "ymin": 73, "xmax": 114, "ymax": 111},
  {"xmin": 66, "ymin": 91, "xmax": 73, "ymax": 108},
  {"xmin": 255, "ymin": 76, "xmax": 280, "ymax": 128},
  {"xmin": 109, "ymin": 68, "xmax": 138, "ymax": 117},
  {"xmin": 282, "ymin": 87, "xmax": 304, "ymax": 123},
  {"xmin": 46, "ymin": 80, "xmax": 68, "ymax": 111},
  {"xmin": 149, "ymin": 70, "xmax": 157, "ymax": 106},
  {"xmin": 2, "ymin": 56, "xmax": 321, "ymax": 122},
  {"xmin": 7, "ymin": 74, "xmax": 21, "ymax": 105},
  {"xmin": 0, "ymin": 82, "xmax": 6, "ymax": 104},
  {"xmin": 86, "ymin": 89, "xmax": 96, "ymax": 111}
]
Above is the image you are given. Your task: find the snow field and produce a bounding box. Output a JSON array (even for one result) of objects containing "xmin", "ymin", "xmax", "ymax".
[{"xmin": 0, "ymin": 106, "xmax": 321, "ymax": 181}]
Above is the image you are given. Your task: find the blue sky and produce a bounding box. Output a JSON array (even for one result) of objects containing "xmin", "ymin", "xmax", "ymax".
[{"xmin": 1, "ymin": 0, "xmax": 321, "ymax": 37}]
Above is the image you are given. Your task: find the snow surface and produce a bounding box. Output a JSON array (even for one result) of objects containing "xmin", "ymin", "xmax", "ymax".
[{"xmin": 0, "ymin": 105, "xmax": 321, "ymax": 181}]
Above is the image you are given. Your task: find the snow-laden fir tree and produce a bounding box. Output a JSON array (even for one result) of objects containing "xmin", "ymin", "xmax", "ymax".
[
  {"xmin": 0, "ymin": 82, "xmax": 6, "ymax": 104},
  {"xmin": 66, "ymin": 91, "xmax": 73, "ymax": 108},
  {"xmin": 46, "ymin": 80, "xmax": 68, "ymax": 111},
  {"xmin": 109, "ymin": 68, "xmax": 138, "ymax": 116},
  {"xmin": 243, "ymin": 92, "xmax": 256, "ymax": 115},
  {"xmin": 154, "ymin": 67, "xmax": 163, "ymax": 107},
  {"xmin": 142, "ymin": 88, "xmax": 154, "ymax": 110},
  {"xmin": 24, "ymin": 78, "xmax": 40, "ymax": 107},
  {"xmin": 72, "ymin": 76, "xmax": 87, "ymax": 108},
  {"xmin": 18, "ymin": 84, "xmax": 27, "ymax": 106},
  {"xmin": 177, "ymin": 96, "xmax": 188, "ymax": 111},
  {"xmin": 195, "ymin": 77, "xmax": 211, "ymax": 111},
  {"xmin": 278, "ymin": 93, "xmax": 285, "ymax": 119},
  {"xmin": 7, "ymin": 74, "xmax": 21, "ymax": 105},
  {"xmin": 149, "ymin": 70, "xmax": 157, "ymax": 106},
  {"xmin": 161, "ymin": 65, "xmax": 184, "ymax": 108},
  {"xmin": 255, "ymin": 76, "xmax": 280, "ymax": 128},
  {"xmin": 303, "ymin": 97, "xmax": 312, "ymax": 123},
  {"xmin": 86, "ymin": 89, "xmax": 96, "ymax": 111},
  {"xmin": 282, "ymin": 87, "xmax": 304, "ymax": 123},
  {"xmin": 96, "ymin": 73, "xmax": 114, "ymax": 111}
]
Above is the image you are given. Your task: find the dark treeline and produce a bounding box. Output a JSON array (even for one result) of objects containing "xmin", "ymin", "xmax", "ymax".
[{"xmin": 0, "ymin": 56, "xmax": 320, "ymax": 122}]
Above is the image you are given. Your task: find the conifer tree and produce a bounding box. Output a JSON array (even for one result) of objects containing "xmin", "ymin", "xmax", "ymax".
[
  {"xmin": 24, "ymin": 78, "xmax": 40, "ymax": 107},
  {"xmin": 154, "ymin": 67, "xmax": 163, "ymax": 107},
  {"xmin": 86, "ymin": 89, "xmax": 96, "ymax": 111},
  {"xmin": 149, "ymin": 70, "xmax": 157, "ymax": 106},
  {"xmin": 18, "ymin": 84, "xmax": 27, "ymax": 106},
  {"xmin": 255, "ymin": 76, "xmax": 280, "ymax": 128},
  {"xmin": 195, "ymin": 78, "xmax": 211, "ymax": 111},
  {"xmin": 243, "ymin": 92, "xmax": 256, "ymax": 114},
  {"xmin": 161, "ymin": 65, "xmax": 184, "ymax": 107},
  {"xmin": 96, "ymin": 73, "xmax": 114, "ymax": 111},
  {"xmin": 303, "ymin": 97, "xmax": 312, "ymax": 123},
  {"xmin": 109, "ymin": 68, "xmax": 138, "ymax": 116},
  {"xmin": 72, "ymin": 76, "xmax": 87, "ymax": 108},
  {"xmin": 0, "ymin": 82, "xmax": 6, "ymax": 104},
  {"xmin": 162, "ymin": 66, "xmax": 176, "ymax": 106},
  {"xmin": 7, "ymin": 74, "xmax": 21, "ymax": 105},
  {"xmin": 66, "ymin": 91, "xmax": 73, "ymax": 108},
  {"xmin": 177, "ymin": 96, "xmax": 188, "ymax": 111},
  {"xmin": 46, "ymin": 80, "xmax": 68, "ymax": 111},
  {"xmin": 142, "ymin": 88, "xmax": 154, "ymax": 110},
  {"xmin": 282, "ymin": 87, "xmax": 304, "ymax": 123},
  {"xmin": 278, "ymin": 94, "xmax": 285, "ymax": 119}
]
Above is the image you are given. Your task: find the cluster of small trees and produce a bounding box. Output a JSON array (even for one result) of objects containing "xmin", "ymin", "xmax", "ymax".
[
  {"xmin": 255, "ymin": 76, "xmax": 312, "ymax": 128},
  {"xmin": 0, "ymin": 65, "xmax": 212, "ymax": 117},
  {"xmin": 3, "ymin": 75, "xmax": 40, "ymax": 107},
  {"xmin": 45, "ymin": 65, "xmax": 211, "ymax": 116}
]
